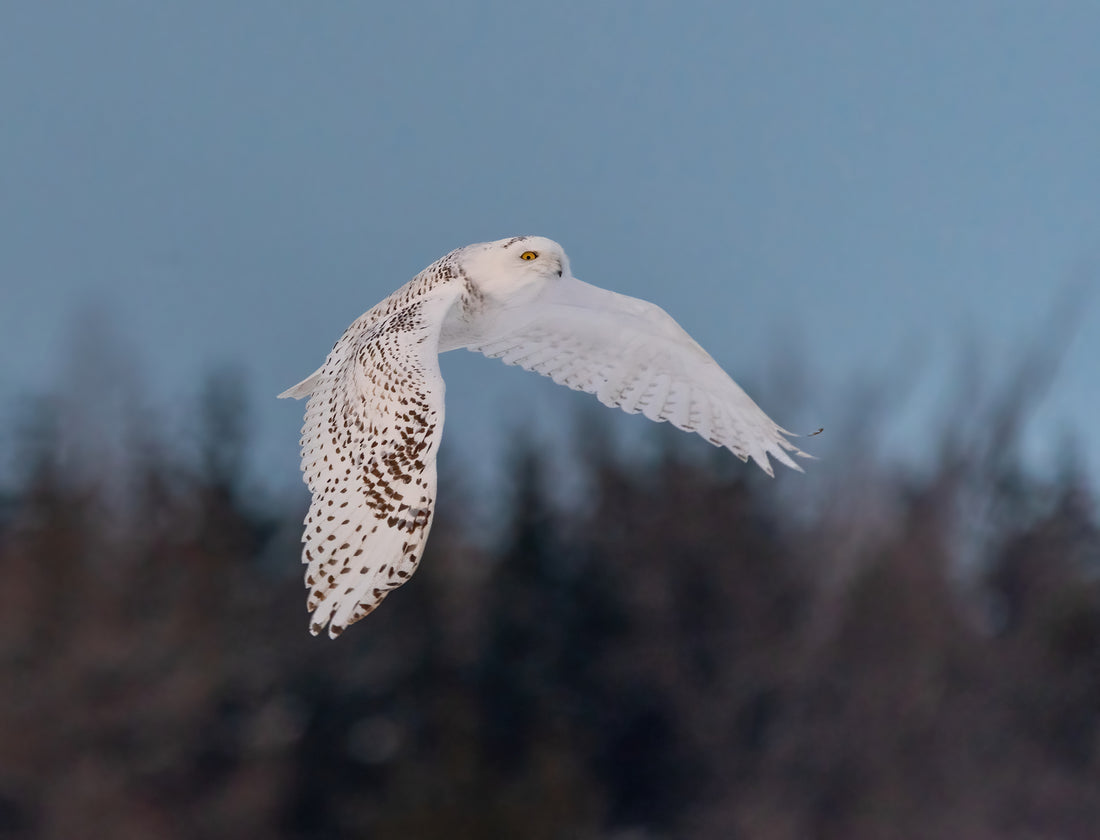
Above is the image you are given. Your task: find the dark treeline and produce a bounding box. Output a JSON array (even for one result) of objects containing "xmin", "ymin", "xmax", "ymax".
[{"xmin": 1, "ymin": 373, "xmax": 1099, "ymax": 840}]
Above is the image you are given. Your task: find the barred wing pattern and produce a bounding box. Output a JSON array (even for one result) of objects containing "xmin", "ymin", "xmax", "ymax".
[
  {"xmin": 466, "ymin": 276, "xmax": 807, "ymax": 475},
  {"xmin": 286, "ymin": 288, "xmax": 458, "ymax": 637}
]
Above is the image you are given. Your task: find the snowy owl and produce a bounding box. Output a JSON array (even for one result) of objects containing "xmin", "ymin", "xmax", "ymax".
[{"xmin": 281, "ymin": 236, "xmax": 810, "ymax": 637}]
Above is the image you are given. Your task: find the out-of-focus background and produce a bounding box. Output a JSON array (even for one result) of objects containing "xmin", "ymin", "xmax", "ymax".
[{"xmin": 2, "ymin": 3, "xmax": 1099, "ymax": 838}]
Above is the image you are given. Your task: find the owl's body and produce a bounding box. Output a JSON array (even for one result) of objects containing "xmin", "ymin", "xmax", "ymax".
[{"xmin": 282, "ymin": 236, "xmax": 809, "ymax": 637}]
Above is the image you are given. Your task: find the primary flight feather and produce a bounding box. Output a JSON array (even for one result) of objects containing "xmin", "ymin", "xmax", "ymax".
[{"xmin": 280, "ymin": 236, "xmax": 810, "ymax": 637}]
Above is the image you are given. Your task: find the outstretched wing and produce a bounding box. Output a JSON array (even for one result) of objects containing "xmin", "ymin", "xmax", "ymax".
[
  {"xmin": 281, "ymin": 290, "xmax": 458, "ymax": 638},
  {"xmin": 465, "ymin": 276, "xmax": 809, "ymax": 475}
]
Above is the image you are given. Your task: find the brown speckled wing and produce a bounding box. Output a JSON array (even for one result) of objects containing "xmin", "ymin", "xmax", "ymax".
[{"xmin": 295, "ymin": 286, "xmax": 459, "ymax": 638}]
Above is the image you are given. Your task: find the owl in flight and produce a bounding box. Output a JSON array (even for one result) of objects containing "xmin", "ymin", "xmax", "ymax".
[{"xmin": 281, "ymin": 236, "xmax": 810, "ymax": 637}]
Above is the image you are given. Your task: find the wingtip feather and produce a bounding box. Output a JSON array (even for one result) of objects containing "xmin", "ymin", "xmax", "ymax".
[{"xmin": 279, "ymin": 371, "xmax": 323, "ymax": 400}]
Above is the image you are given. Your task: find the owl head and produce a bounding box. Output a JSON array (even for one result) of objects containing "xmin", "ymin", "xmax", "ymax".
[{"xmin": 458, "ymin": 235, "xmax": 569, "ymax": 303}]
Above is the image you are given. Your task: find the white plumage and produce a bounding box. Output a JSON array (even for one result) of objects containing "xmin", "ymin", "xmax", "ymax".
[{"xmin": 280, "ymin": 236, "xmax": 810, "ymax": 637}]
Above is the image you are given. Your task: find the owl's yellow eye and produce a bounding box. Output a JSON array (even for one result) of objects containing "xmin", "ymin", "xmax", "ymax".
[{"xmin": 520, "ymin": 251, "xmax": 538, "ymax": 261}]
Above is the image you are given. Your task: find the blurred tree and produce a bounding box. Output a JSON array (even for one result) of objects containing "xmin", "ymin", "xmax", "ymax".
[{"xmin": 1, "ymin": 345, "xmax": 1099, "ymax": 839}]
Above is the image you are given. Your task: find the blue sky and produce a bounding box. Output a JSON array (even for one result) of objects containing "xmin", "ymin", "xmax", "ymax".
[{"xmin": 2, "ymin": 2, "xmax": 1098, "ymax": 494}]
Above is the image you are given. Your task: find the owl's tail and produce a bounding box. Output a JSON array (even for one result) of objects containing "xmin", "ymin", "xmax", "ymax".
[{"xmin": 277, "ymin": 369, "xmax": 323, "ymax": 400}]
